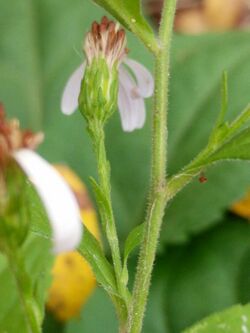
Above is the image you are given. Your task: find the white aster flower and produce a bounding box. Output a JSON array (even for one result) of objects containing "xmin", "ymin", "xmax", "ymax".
[
  {"xmin": 0, "ymin": 106, "xmax": 82, "ymax": 253},
  {"xmin": 14, "ymin": 150, "xmax": 83, "ymax": 254},
  {"xmin": 61, "ymin": 16, "xmax": 154, "ymax": 132}
]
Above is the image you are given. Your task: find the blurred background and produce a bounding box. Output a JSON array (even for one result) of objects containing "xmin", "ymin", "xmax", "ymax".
[
  {"xmin": 0, "ymin": 0, "xmax": 250, "ymax": 332},
  {"xmin": 146, "ymin": 0, "xmax": 250, "ymax": 32}
]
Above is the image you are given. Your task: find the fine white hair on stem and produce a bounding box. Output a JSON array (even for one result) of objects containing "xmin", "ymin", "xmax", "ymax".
[{"xmin": 14, "ymin": 149, "xmax": 83, "ymax": 254}]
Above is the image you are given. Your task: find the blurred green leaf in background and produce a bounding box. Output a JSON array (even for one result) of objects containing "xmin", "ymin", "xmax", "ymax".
[
  {"xmin": 0, "ymin": 0, "xmax": 250, "ymax": 332},
  {"xmin": 1, "ymin": 0, "xmax": 250, "ymax": 245},
  {"xmin": 183, "ymin": 304, "xmax": 250, "ymax": 333},
  {"xmin": 65, "ymin": 216, "xmax": 250, "ymax": 333},
  {"xmin": 0, "ymin": 182, "xmax": 53, "ymax": 332}
]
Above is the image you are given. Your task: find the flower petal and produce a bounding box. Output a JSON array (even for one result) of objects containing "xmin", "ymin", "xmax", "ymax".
[
  {"xmin": 118, "ymin": 69, "xmax": 146, "ymax": 132},
  {"xmin": 123, "ymin": 58, "xmax": 154, "ymax": 98},
  {"xmin": 134, "ymin": 97, "xmax": 146, "ymax": 129},
  {"xmin": 118, "ymin": 83, "xmax": 136, "ymax": 132},
  {"xmin": 14, "ymin": 149, "xmax": 83, "ymax": 254},
  {"xmin": 61, "ymin": 63, "xmax": 86, "ymax": 115}
]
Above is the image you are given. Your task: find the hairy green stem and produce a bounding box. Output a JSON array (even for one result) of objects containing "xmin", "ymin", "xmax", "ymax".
[
  {"xmin": 92, "ymin": 126, "xmax": 122, "ymax": 276},
  {"xmin": 127, "ymin": 1, "xmax": 177, "ymax": 332},
  {"xmin": 90, "ymin": 122, "xmax": 128, "ymax": 327}
]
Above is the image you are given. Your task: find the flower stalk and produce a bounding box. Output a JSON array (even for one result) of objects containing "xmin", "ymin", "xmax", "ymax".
[
  {"xmin": 78, "ymin": 18, "xmax": 125, "ymax": 286},
  {"xmin": 77, "ymin": 17, "xmax": 131, "ymax": 327},
  {"xmin": 127, "ymin": 1, "xmax": 177, "ymax": 332},
  {"xmin": 90, "ymin": 122, "xmax": 123, "ymax": 278}
]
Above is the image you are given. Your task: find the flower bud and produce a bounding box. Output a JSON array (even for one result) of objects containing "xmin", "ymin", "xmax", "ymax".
[
  {"xmin": 0, "ymin": 104, "xmax": 43, "ymax": 171},
  {"xmin": 78, "ymin": 17, "xmax": 127, "ymax": 126},
  {"xmin": 79, "ymin": 58, "xmax": 118, "ymax": 124}
]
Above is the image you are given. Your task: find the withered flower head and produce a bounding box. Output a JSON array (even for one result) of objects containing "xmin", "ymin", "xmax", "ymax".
[
  {"xmin": 0, "ymin": 104, "xmax": 83, "ymax": 254},
  {"xmin": 0, "ymin": 104, "xmax": 44, "ymax": 167},
  {"xmin": 84, "ymin": 16, "xmax": 127, "ymax": 68}
]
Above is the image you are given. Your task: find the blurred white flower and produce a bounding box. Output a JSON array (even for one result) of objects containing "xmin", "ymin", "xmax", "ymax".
[
  {"xmin": 14, "ymin": 149, "xmax": 83, "ymax": 254},
  {"xmin": 0, "ymin": 106, "xmax": 82, "ymax": 254}
]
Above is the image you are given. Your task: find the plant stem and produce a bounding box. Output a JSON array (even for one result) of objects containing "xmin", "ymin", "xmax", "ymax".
[
  {"xmin": 90, "ymin": 122, "xmax": 128, "ymax": 326},
  {"xmin": 127, "ymin": 1, "xmax": 177, "ymax": 332},
  {"xmin": 93, "ymin": 125, "xmax": 122, "ymax": 276}
]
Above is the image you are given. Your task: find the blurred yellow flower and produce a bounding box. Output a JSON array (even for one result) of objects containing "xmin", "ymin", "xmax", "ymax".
[
  {"xmin": 231, "ymin": 191, "xmax": 250, "ymax": 220},
  {"xmin": 46, "ymin": 165, "xmax": 100, "ymax": 321}
]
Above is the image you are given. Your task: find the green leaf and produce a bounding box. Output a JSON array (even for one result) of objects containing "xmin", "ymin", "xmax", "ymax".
[
  {"xmin": 208, "ymin": 102, "xmax": 250, "ymax": 151},
  {"xmin": 123, "ymin": 223, "xmax": 144, "ymax": 264},
  {"xmin": 66, "ymin": 287, "xmax": 118, "ymax": 333},
  {"xmin": 208, "ymin": 127, "xmax": 250, "ymax": 162},
  {"xmin": 183, "ymin": 304, "xmax": 250, "ymax": 333},
  {"xmin": 227, "ymin": 104, "xmax": 250, "ymax": 138},
  {"xmin": 66, "ymin": 256, "xmax": 167, "ymax": 333},
  {"xmin": 42, "ymin": 311, "xmax": 65, "ymax": 333},
  {"xmin": 78, "ymin": 227, "xmax": 118, "ymax": 296},
  {"xmin": 165, "ymin": 94, "xmax": 250, "ymax": 205},
  {"xmin": 65, "ymin": 216, "xmax": 250, "ymax": 333},
  {"xmin": 163, "ymin": 33, "xmax": 250, "ymax": 244},
  {"xmin": 164, "ymin": 216, "xmax": 250, "ymax": 333},
  {"xmin": 93, "ymin": 0, "xmax": 158, "ymax": 53},
  {"xmin": 208, "ymin": 71, "xmax": 229, "ymax": 145},
  {"xmin": 121, "ymin": 223, "xmax": 144, "ymax": 285},
  {"xmin": 178, "ymin": 101, "xmax": 250, "ymax": 172},
  {"xmin": 238, "ymin": 248, "xmax": 250, "ymax": 304},
  {"xmin": 89, "ymin": 177, "xmax": 112, "ymax": 229},
  {"xmin": 221, "ymin": 71, "xmax": 229, "ymax": 120},
  {"xmin": 143, "ymin": 259, "xmax": 170, "ymax": 333},
  {"xmin": 0, "ymin": 182, "xmax": 53, "ymax": 333}
]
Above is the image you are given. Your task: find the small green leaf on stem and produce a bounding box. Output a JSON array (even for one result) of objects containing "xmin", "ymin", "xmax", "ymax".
[
  {"xmin": 207, "ymin": 127, "xmax": 250, "ymax": 162},
  {"xmin": 208, "ymin": 71, "xmax": 229, "ymax": 145},
  {"xmin": 89, "ymin": 177, "xmax": 112, "ymax": 229},
  {"xmin": 166, "ymin": 101, "xmax": 250, "ymax": 203},
  {"xmin": 183, "ymin": 304, "xmax": 250, "ymax": 333},
  {"xmin": 227, "ymin": 104, "xmax": 250, "ymax": 137},
  {"xmin": 93, "ymin": 0, "xmax": 159, "ymax": 54},
  {"xmin": 121, "ymin": 223, "xmax": 144, "ymax": 286},
  {"xmin": 78, "ymin": 227, "xmax": 118, "ymax": 296},
  {"xmin": 208, "ymin": 73, "xmax": 250, "ymax": 150},
  {"xmin": 220, "ymin": 71, "xmax": 229, "ymax": 124},
  {"xmin": 124, "ymin": 223, "xmax": 145, "ymax": 264}
]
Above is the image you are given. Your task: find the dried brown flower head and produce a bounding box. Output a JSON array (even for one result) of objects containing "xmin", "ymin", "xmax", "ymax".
[
  {"xmin": 0, "ymin": 103, "xmax": 44, "ymax": 167},
  {"xmin": 84, "ymin": 16, "xmax": 127, "ymax": 68}
]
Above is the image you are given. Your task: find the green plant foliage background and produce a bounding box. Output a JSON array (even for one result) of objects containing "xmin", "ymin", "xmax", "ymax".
[
  {"xmin": 0, "ymin": 182, "xmax": 53, "ymax": 332},
  {"xmin": 0, "ymin": 0, "xmax": 250, "ymax": 332},
  {"xmin": 66, "ymin": 216, "xmax": 250, "ymax": 333}
]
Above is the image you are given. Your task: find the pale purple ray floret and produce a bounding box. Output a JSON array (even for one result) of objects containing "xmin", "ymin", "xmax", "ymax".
[{"xmin": 61, "ymin": 57, "xmax": 154, "ymax": 132}]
